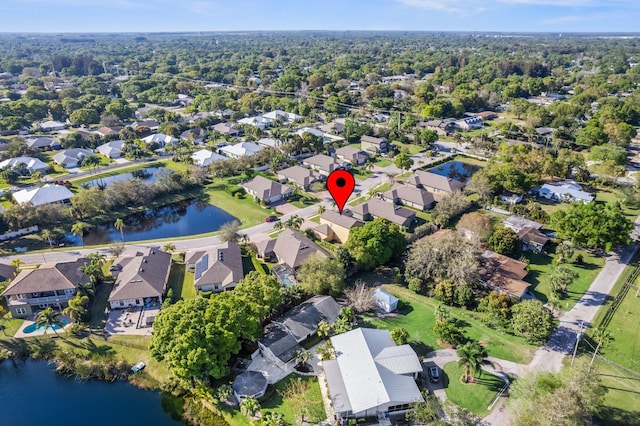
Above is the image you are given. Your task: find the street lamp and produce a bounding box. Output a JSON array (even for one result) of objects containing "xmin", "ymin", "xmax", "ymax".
[{"xmin": 571, "ymin": 320, "xmax": 585, "ymax": 366}]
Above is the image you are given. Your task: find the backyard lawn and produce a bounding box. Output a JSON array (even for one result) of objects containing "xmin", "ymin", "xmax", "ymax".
[
  {"xmin": 204, "ymin": 179, "xmax": 275, "ymax": 227},
  {"xmin": 365, "ymin": 284, "xmax": 537, "ymax": 363},
  {"xmin": 442, "ymin": 362, "xmax": 504, "ymax": 417},
  {"xmin": 167, "ymin": 260, "xmax": 197, "ymax": 301},
  {"xmin": 524, "ymin": 250, "xmax": 605, "ymax": 310}
]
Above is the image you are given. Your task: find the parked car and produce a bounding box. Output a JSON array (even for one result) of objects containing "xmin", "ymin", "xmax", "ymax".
[
  {"xmin": 428, "ymin": 366, "xmax": 440, "ymax": 383},
  {"xmin": 265, "ymin": 215, "xmax": 279, "ymax": 223},
  {"xmin": 131, "ymin": 361, "xmax": 146, "ymax": 373}
]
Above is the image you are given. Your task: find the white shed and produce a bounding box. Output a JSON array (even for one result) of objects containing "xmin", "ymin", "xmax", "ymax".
[{"xmin": 372, "ymin": 288, "xmax": 399, "ymax": 313}]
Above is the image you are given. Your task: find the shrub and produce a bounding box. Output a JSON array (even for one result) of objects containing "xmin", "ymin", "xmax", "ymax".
[{"xmin": 225, "ymin": 185, "xmax": 244, "ymax": 196}]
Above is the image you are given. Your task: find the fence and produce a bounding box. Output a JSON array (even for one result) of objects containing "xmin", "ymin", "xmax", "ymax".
[{"xmin": 0, "ymin": 226, "xmax": 39, "ymax": 242}]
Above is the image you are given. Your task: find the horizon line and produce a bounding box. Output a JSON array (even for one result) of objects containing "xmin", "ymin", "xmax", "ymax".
[{"xmin": 1, "ymin": 30, "xmax": 640, "ymax": 35}]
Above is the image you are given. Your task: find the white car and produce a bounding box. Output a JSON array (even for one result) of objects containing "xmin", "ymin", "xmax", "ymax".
[{"xmin": 131, "ymin": 361, "xmax": 146, "ymax": 373}]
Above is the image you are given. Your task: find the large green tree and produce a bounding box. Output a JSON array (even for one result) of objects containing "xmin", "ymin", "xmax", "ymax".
[
  {"xmin": 551, "ymin": 202, "xmax": 633, "ymax": 251},
  {"xmin": 511, "ymin": 300, "xmax": 555, "ymax": 344},
  {"xmin": 297, "ymin": 256, "xmax": 345, "ymax": 297},
  {"xmin": 345, "ymin": 218, "xmax": 406, "ymax": 270}
]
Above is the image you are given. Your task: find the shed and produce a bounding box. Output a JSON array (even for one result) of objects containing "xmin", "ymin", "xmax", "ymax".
[
  {"xmin": 232, "ymin": 370, "xmax": 268, "ymax": 401},
  {"xmin": 372, "ymin": 288, "xmax": 399, "ymax": 313}
]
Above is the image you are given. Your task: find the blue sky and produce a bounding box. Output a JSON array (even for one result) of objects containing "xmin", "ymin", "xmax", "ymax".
[{"xmin": 1, "ymin": 0, "xmax": 639, "ymax": 33}]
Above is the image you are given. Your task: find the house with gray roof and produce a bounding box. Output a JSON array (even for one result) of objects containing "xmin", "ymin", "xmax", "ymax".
[
  {"xmin": 324, "ymin": 328, "xmax": 423, "ymax": 421},
  {"xmin": 302, "ymin": 154, "xmax": 339, "ymax": 176},
  {"xmin": 539, "ymin": 181, "xmax": 593, "ymax": 204},
  {"xmin": 212, "ymin": 122, "xmax": 242, "ymax": 136},
  {"xmin": 108, "ymin": 248, "xmax": 171, "ymax": 309},
  {"xmin": 407, "ymin": 170, "xmax": 465, "ymax": 194},
  {"xmin": 350, "ymin": 198, "xmax": 416, "ymax": 228},
  {"xmin": 335, "ymin": 146, "xmax": 369, "ymax": 165},
  {"xmin": 277, "ymin": 165, "xmax": 319, "ymax": 190},
  {"xmin": 53, "ymin": 148, "xmax": 93, "ymax": 168},
  {"xmin": 186, "ymin": 242, "xmax": 244, "ymax": 293},
  {"xmin": 319, "ymin": 210, "xmax": 364, "ymax": 243},
  {"xmin": 502, "ymin": 216, "xmax": 543, "ymax": 233},
  {"xmin": 96, "ymin": 140, "xmax": 125, "ymax": 158},
  {"xmin": 1, "ymin": 258, "xmax": 88, "ymax": 318},
  {"xmin": 242, "ymin": 175, "xmax": 292, "ymax": 204},
  {"xmin": 383, "ymin": 184, "xmax": 435, "ymax": 211},
  {"xmin": 25, "ymin": 136, "xmax": 61, "ymax": 150},
  {"xmin": 13, "ymin": 184, "xmax": 73, "ymax": 207},
  {"xmin": 0, "ymin": 156, "xmax": 48, "ymax": 174},
  {"xmin": 258, "ymin": 295, "xmax": 341, "ymax": 368},
  {"xmin": 255, "ymin": 229, "xmax": 331, "ymax": 269},
  {"xmin": 360, "ymin": 135, "xmax": 389, "ymax": 155},
  {"xmin": 191, "ymin": 149, "xmax": 227, "ymax": 167}
]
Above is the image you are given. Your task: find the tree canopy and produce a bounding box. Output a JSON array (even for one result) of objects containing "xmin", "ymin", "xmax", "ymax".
[{"xmin": 345, "ymin": 218, "xmax": 406, "ymax": 270}]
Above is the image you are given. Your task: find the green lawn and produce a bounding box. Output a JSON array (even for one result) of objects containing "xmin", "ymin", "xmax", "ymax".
[
  {"xmin": 524, "ymin": 250, "xmax": 605, "ymax": 310},
  {"xmin": 366, "ymin": 284, "xmax": 536, "ymax": 363},
  {"xmin": 373, "ymin": 158, "xmax": 392, "ymax": 167},
  {"xmin": 204, "ymin": 179, "xmax": 272, "ymax": 228},
  {"xmin": 88, "ymin": 282, "xmax": 113, "ymax": 328},
  {"xmin": 592, "ymin": 357, "xmax": 640, "ymax": 425},
  {"xmin": 442, "ymin": 362, "xmax": 504, "ymax": 417},
  {"xmin": 397, "ymin": 143, "xmax": 425, "ymax": 155},
  {"xmin": 0, "ymin": 315, "xmax": 23, "ymax": 337},
  {"xmin": 167, "ymin": 260, "xmax": 197, "ymax": 301},
  {"xmin": 595, "ymin": 186, "xmax": 640, "ymax": 219},
  {"xmin": 288, "ymin": 193, "xmax": 319, "ymax": 209}
]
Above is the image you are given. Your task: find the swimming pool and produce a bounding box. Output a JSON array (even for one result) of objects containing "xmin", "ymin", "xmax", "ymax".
[{"xmin": 22, "ymin": 318, "xmax": 69, "ymax": 334}]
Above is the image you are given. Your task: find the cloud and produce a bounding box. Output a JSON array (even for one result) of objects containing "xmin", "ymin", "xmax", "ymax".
[
  {"xmin": 497, "ymin": 0, "xmax": 594, "ymax": 5},
  {"xmin": 11, "ymin": 0, "xmax": 143, "ymax": 8},
  {"xmin": 396, "ymin": 0, "xmax": 639, "ymax": 12},
  {"xmin": 395, "ymin": 0, "xmax": 468, "ymax": 13}
]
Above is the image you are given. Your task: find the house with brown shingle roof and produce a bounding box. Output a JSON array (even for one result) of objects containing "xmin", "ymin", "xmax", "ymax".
[
  {"xmin": 480, "ymin": 250, "xmax": 531, "ymax": 299},
  {"xmin": 383, "ymin": 184, "xmax": 435, "ymax": 211},
  {"xmin": 1, "ymin": 258, "xmax": 89, "ymax": 318},
  {"xmin": 186, "ymin": 242, "xmax": 244, "ymax": 293},
  {"xmin": 277, "ymin": 166, "xmax": 320, "ymax": 191},
  {"xmin": 319, "ymin": 210, "xmax": 364, "ymax": 243},
  {"xmin": 242, "ymin": 175, "xmax": 293, "ymax": 204},
  {"xmin": 108, "ymin": 248, "xmax": 171, "ymax": 309},
  {"xmin": 303, "ymin": 154, "xmax": 339, "ymax": 176},
  {"xmin": 360, "ymin": 135, "xmax": 390, "ymax": 155},
  {"xmin": 407, "ymin": 170, "xmax": 465, "ymax": 194},
  {"xmin": 335, "ymin": 146, "xmax": 369, "ymax": 165},
  {"xmin": 255, "ymin": 229, "xmax": 331, "ymax": 269},
  {"xmin": 212, "ymin": 122, "xmax": 242, "ymax": 136},
  {"xmin": 517, "ymin": 227, "xmax": 550, "ymax": 253},
  {"xmin": 350, "ymin": 198, "xmax": 416, "ymax": 228}
]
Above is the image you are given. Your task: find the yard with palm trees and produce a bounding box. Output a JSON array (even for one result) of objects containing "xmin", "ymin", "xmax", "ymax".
[{"xmin": 442, "ymin": 362, "xmax": 504, "ymax": 417}]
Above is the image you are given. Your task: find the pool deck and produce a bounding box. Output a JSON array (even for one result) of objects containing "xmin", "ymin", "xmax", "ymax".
[{"xmin": 13, "ymin": 317, "xmax": 70, "ymax": 338}]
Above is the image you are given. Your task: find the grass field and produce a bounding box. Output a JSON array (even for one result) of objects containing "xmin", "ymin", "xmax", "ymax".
[
  {"xmin": 593, "ymin": 357, "xmax": 640, "ymax": 425},
  {"xmin": 442, "ymin": 362, "xmax": 504, "ymax": 417},
  {"xmin": 167, "ymin": 260, "xmax": 196, "ymax": 301},
  {"xmin": 524, "ymin": 250, "xmax": 605, "ymax": 310},
  {"xmin": 365, "ymin": 284, "xmax": 536, "ymax": 363}
]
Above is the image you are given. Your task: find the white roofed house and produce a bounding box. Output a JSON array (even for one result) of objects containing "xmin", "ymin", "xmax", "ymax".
[
  {"xmin": 239, "ymin": 116, "xmax": 272, "ymax": 130},
  {"xmin": 324, "ymin": 328, "xmax": 424, "ymax": 422},
  {"xmin": 39, "ymin": 120, "xmax": 66, "ymax": 132},
  {"xmin": 455, "ymin": 116, "xmax": 483, "ymax": 131},
  {"xmin": 219, "ymin": 141, "xmax": 263, "ymax": 159},
  {"xmin": 372, "ymin": 288, "xmax": 399, "ymax": 313},
  {"xmin": 0, "ymin": 156, "xmax": 48, "ymax": 174},
  {"xmin": 539, "ymin": 181, "xmax": 594, "ymax": 204},
  {"xmin": 186, "ymin": 242, "xmax": 244, "ymax": 293},
  {"xmin": 108, "ymin": 248, "xmax": 171, "ymax": 309},
  {"xmin": 242, "ymin": 175, "xmax": 292, "ymax": 204},
  {"xmin": 141, "ymin": 133, "xmax": 178, "ymax": 147},
  {"xmin": 12, "ymin": 184, "xmax": 73, "ymax": 207},
  {"xmin": 96, "ymin": 140, "xmax": 125, "ymax": 158},
  {"xmin": 53, "ymin": 148, "xmax": 93, "ymax": 168},
  {"xmin": 263, "ymin": 110, "xmax": 301, "ymax": 124},
  {"xmin": 191, "ymin": 149, "xmax": 228, "ymax": 167}
]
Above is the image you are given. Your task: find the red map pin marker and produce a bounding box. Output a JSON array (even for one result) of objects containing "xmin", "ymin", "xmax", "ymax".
[{"xmin": 326, "ymin": 169, "xmax": 355, "ymax": 215}]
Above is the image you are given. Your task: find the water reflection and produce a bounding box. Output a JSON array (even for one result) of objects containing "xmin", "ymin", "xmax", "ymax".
[{"xmin": 428, "ymin": 160, "xmax": 480, "ymax": 183}]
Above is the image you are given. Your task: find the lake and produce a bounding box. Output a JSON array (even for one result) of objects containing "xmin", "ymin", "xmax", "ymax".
[
  {"xmin": 85, "ymin": 167, "xmax": 170, "ymax": 188},
  {"xmin": 0, "ymin": 360, "xmax": 182, "ymax": 426},
  {"xmin": 68, "ymin": 198, "xmax": 238, "ymax": 246},
  {"xmin": 428, "ymin": 160, "xmax": 480, "ymax": 183}
]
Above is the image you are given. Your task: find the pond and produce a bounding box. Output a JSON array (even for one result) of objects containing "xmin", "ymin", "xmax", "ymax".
[
  {"xmin": 84, "ymin": 167, "xmax": 171, "ymax": 188},
  {"xmin": 0, "ymin": 360, "xmax": 183, "ymax": 426},
  {"xmin": 67, "ymin": 198, "xmax": 238, "ymax": 246},
  {"xmin": 428, "ymin": 160, "xmax": 480, "ymax": 183}
]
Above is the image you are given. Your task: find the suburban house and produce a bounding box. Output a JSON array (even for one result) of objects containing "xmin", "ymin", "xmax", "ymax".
[
  {"xmin": 502, "ymin": 216, "xmax": 543, "ymax": 233},
  {"xmin": 39, "ymin": 120, "xmax": 66, "ymax": 132},
  {"xmin": 277, "ymin": 165, "xmax": 319, "ymax": 190},
  {"xmin": 418, "ymin": 119, "xmax": 456, "ymax": 136},
  {"xmin": 141, "ymin": 133, "xmax": 178, "ymax": 147},
  {"xmin": 319, "ymin": 118, "xmax": 345, "ymax": 134},
  {"xmin": 263, "ymin": 110, "xmax": 301, "ymax": 124},
  {"xmin": 108, "ymin": 248, "xmax": 172, "ymax": 309},
  {"xmin": 360, "ymin": 135, "xmax": 389, "ymax": 155},
  {"xmin": 476, "ymin": 111, "xmax": 498, "ymax": 120},
  {"xmin": 302, "ymin": 154, "xmax": 339, "ymax": 176},
  {"xmin": 95, "ymin": 126, "xmax": 121, "ymax": 137},
  {"xmin": 191, "ymin": 149, "xmax": 228, "ymax": 167},
  {"xmin": 407, "ymin": 170, "xmax": 465, "ymax": 194},
  {"xmin": 0, "ymin": 263, "xmax": 16, "ymax": 282},
  {"xmin": 180, "ymin": 127, "xmax": 208, "ymax": 144},
  {"xmin": 500, "ymin": 191, "xmax": 523, "ymax": 205},
  {"xmin": 324, "ymin": 328, "xmax": 424, "ymax": 422},
  {"xmin": 517, "ymin": 227, "xmax": 550, "ymax": 252},
  {"xmin": 335, "ymin": 146, "xmax": 369, "ymax": 165},
  {"xmin": 219, "ymin": 141, "xmax": 263, "ymax": 159},
  {"xmin": 132, "ymin": 119, "xmax": 160, "ymax": 131},
  {"xmin": 258, "ymin": 295, "xmax": 341, "ymax": 368},
  {"xmin": 539, "ymin": 182, "xmax": 594, "ymax": 203},
  {"xmin": 383, "ymin": 184, "xmax": 435, "ymax": 211},
  {"xmin": 53, "ymin": 148, "xmax": 93, "ymax": 168},
  {"xmin": 455, "ymin": 116, "xmax": 483, "ymax": 131},
  {"xmin": 480, "ymin": 250, "xmax": 532, "ymax": 299},
  {"xmin": 311, "ymin": 223, "xmax": 335, "ymax": 242},
  {"xmin": 25, "ymin": 136, "xmax": 61, "ymax": 150},
  {"xmin": 256, "ymin": 137, "xmax": 282, "ymax": 148},
  {"xmin": 350, "ymin": 198, "xmax": 416, "ymax": 227},
  {"xmin": 242, "ymin": 175, "xmax": 292, "ymax": 204},
  {"xmin": 255, "ymin": 229, "xmax": 331, "ymax": 269},
  {"xmin": 186, "ymin": 242, "xmax": 244, "ymax": 293},
  {"xmin": 212, "ymin": 122, "xmax": 242, "ymax": 137},
  {"xmin": 372, "ymin": 288, "xmax": 399, "ymax": 313},
  {"xmin": 239, "ymin": 116, "xmax": 272, "ymax": 130},
  {"xmin": 1, "ymin": 258, "xmax": 89, "ymax": 319},
  {"xmin": 13, "ymin": 184, "xmax": 74, "ymax": 206},
  {"xmin": 319, "ymin": 210, "xmax": 364, "ymax": 243},
  {"xmin": 0, "ymin": 156, "xmax": 48, "ymax": 174},
  {"xmin": 96, "ymin": 140, "xmax": 125, "ymax": 158}
]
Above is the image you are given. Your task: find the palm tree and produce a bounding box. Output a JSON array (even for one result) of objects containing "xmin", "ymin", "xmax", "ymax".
[
  {"xmin": 365, "ymin": 161, "xmax": 375, "ymax": 172},
  {"xmin": 162, "ymin": 243, "xmax": 176, "ymax": 253},
  {"xmin": 590, "ymin": 328, "xmax": 613, "ymax": 370},
  {"xmin": 220, "ymin": 220, "xmax": 242, "ymax": 244},
  {"xmin": 41, "ymin": 229, "xmax": 54, "ymax": 250},
  {"xmin": 88, "ymin": 252, "xmax": 107, "ymax": 267},
  {"xmin": 71, "ymin": 222, "xmax": 88, "ymax": 248},
  {"xmin": 457, "ymin": 341, "xmax": 487, "ymax": 383},
  {"xmin": 284, "ymin": 214, "xmax": 303, "ymax": 230},
  {"xmin": 240, "ymin": 233, "xmax": 250, "ymax": 244},
  {"xmin": 317, "ymin": 205, "xmax": 326, "ymax": 216},
  {"xmin": 273, "ymin": 221, "xmax": 283, "ymax": 231},
  {"xmin": 35, "ymin": 307, "xmax": 64, "ymax": 336},
  {"xmin": 239, "ymin": 396, "xmax": 261, "ymax": 418},
  {"xmin": 262, "ymin": 412, "xmax": 285, "ymax": 426},
  {"xmin": 76, "ymin": 281, "xmax": 95, "ymax": 298},
  {"xmin": 10, "ymin": 258, "xmax": 23, "ymax": 274},
  {"xmin": 63, "ymin": 294, "xmax": 89, "ymax": 323},
  {"xmin": 294, "ymin": 349, "xmax": 312, "ymax": 367},
  {"xmin": 114, "ymin": 218, "xmax": 125, "ymax": 242}
]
